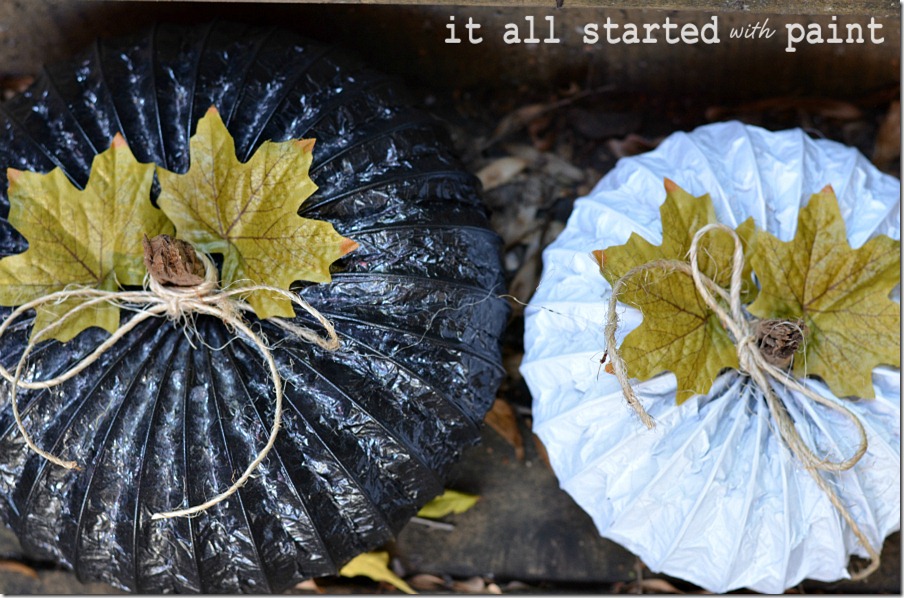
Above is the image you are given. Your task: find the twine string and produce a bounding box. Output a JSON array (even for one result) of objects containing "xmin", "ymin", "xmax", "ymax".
[
  {"xmin": 604, "ymin": 258, "xmax": 731, "ymax": 431},
  {"xmin": 605, "ymin": 223, "xmax": 879, "ymax": 580},
  {"xmin": 0, "ymin": 251, "xmax": 339, "ymax": 520}
]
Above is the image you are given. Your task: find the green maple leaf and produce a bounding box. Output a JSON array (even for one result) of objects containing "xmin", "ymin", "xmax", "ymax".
[
  {"xmin": 0, "ymin": 135, "xmax": 173, "ymax": 342},
  {"xmin": 594, "ymin": 179, "xmax": 755, "ymax": 403},
  {"xmin": 611, "ymin": 267, "xmax": 741, "ymax": 404},
  {"xmin": 594, "ymin": 178, "xmax": 756, "ymax": 302},
  {"xmin": 157, "ymin": 107, "xmax": 358, "ymax": 320},
  {"xmin": 747, "ymin": 186, "xmax": 900, "ymax": 398}
]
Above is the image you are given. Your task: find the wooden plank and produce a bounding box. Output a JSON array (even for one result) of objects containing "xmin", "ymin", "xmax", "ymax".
[
  {"xmin": 394, "ymin": 427, "xmax": 639, "ymax": 583},
  {"xmin": 93, "ymin": 0, "xmax": 902, "ymax": 18},
  {"xmin": 0, "ymin": 3, "xmax": 898, "ymax": 101},
  {"xmin": 393, "ymin": 427, "xmax": 900, "ymax": 592}
]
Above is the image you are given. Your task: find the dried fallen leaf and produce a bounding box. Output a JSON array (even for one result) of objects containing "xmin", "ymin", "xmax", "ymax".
[
  {"xmin": 484, "ymin": 85, "xmax": 615, "ymax": 149},
  {"xmin": 635, "ymin": 578, "xmax": 686, "ymax": 594},
  {"xmin": 527, "ymin": 114, "xmax": 555, "ymax": 151},
  {"xmin": 407, "ymin": 573, "xmax": 447, "ymax": 591},
  {"xmin": 706, "ymin": 96, "xmax": 862, "ymax": 122},
  {"xmin": 488, "ymin": 103, "xmax": 550, "ymax": 146},
  {"xmin": 531, "ymin": 433, "xmax": 552, "ymax": 471},
  {"xmin": 485, "ymin": 399, "xmax": 525, "ymax": 460},
  {"xmin": 0, "ymin": 559, "xmax": 39, "ymax": 580},
  {"xmin": 451, "ymin": 576, "xmax": 488, "ymax": 593},
  {"xmin": 292, "ymin": 578, "xmax": 323, "ymax": 593},
  {"xmin": 417, "ymin": 489, "xmax": 480, "ymax": 519},
  {"xmin": 606, "ymin": 134, "xmax": 662, "ymax": 159},
  {"xmin": 339, "ymin": 552, "xmax": 415, "ymax": 594},
  {"xmin": 503, "ymin": 144, "xmax": 584, "ymax": 183},
  {"xmin": 508, "ymin": 232, "xmax": 543, "ymax": 307},
  {"xmin": 502, "ymin": 351, "xmax": 523, "ymax": 385},
  {"xmin": 502, "ymin": 580, "xmax": 534, "ymax": 592},
  {"xmin": 614, "ymin": 577, "xmax": 689, "ymax": 594},
  {"xmin": 0, "ymin": 75, "xmax": 35, "ymax": 101},
  {"xmin": 476, "ymin": 156, "xmax": 527, "ymax": 191}
]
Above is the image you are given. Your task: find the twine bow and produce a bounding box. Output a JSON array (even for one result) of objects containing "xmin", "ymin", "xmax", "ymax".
[
  {"xmin": 0, "ymin": 241, "xmax": 339, "ymax": 520},
  {"xmin": 605, "ymin": 223, "xmax": 879, "ymax": 580}
]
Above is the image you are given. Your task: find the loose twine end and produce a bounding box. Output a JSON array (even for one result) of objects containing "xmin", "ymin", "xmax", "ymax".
[
  {"xmin": 603, "ymin": 223, "xmax": 879, "ymax": 580},
  {"xmin": 0, "ymin": 235, "xmax": 340, "ymax": 520}
]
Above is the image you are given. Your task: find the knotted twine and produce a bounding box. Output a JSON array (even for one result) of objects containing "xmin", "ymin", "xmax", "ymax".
[
  {"xmin": 604, "ymin": 223, "xmax": 880, "ymax": 580},
  {"xmin": 0, "ymin": 238, "xmax": 340, "ymax": 520}
]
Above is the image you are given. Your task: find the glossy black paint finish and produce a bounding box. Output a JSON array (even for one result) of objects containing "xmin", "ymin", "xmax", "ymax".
[{"xmin": 0, "ymin": 22, "xmax": 508, "ymax": 593}]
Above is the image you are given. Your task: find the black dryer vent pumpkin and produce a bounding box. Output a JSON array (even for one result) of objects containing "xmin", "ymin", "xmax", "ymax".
[{"xmin": 0, "ymin": 21, "xmax": 509, "ymax": 593}]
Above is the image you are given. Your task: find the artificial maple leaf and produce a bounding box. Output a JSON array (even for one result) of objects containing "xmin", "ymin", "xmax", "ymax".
[
  {"xmin": 594, "ymin": 178, "xmax": 757, "ymax": 303},
  {"xmin": 593, "ymin": 179, "xmax": 755, "ymax": 403},
  {"xmin": 156, "ymin": 107, "xmax": 358, "ymax": 320},
  {"xmin": 613, "ymin": 266, "xmax": 740, "ymax": 404},
  {"xmin": 0, "ymin": 135, "xmax": 173, "ymax": 342},
  {"xmin": 747, "ymin": 186, "xmax": 900, "ymax": 398}
]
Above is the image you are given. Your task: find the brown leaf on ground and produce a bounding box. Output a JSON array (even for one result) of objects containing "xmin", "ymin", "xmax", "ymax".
[
  {"xmin": 527, "ymin": 114, "xmax": 555, "ymax": 151},
  {"xmin": 607, "ymin": 134, "xmax": 663, "ymax": 158},
  {"xmin": 612, "ymin": 578, "xmax": 687, "ymax": 594},
  {"xmin": 407, "ymin": 573, "xmax": 447, "ymax": 591},
  {"xmin": 504, "ymin": 144, "xmax": 585, "ymax": 183},
  {"xmin": 484, "ymin": 85, "xmax": 615, "ymax": 148},
  {"xmin": 635, "ymin": 578, "xmax": 686, "ymax": 594},
  {"xmin": 495, "ymin": 206, "xmax": 541, "ymax": 249},
  {"xmin": 0, "ymin": 559, "xmax": 39, "ymax": 580},
  {"xmin": 502, "ymin": 581, "xmax": 534, "ymax": 592},
  {"xmin": 502, "ymin": 351, "xmax": 523, "ymax": 385},
  {"xmin": 508, "ymin": 240, "xmax": 542, "ymax": 308},
  {"xmin": 706, "ymin": 96, "xmax": 862, "ymax": 122},
  {"xmin": 291, "ymin": 579, "xmax": 323, "ymax": 594},
  {"xmin": 873, "ymin": 100, "xmax": 900, "ymax": 170},
  {"xmin": 485, "ymin": 399, "xmax": 525, "ymax": 460},
  {"xmin": 531, "ymin": 433, "xmax": 552, "ymax": 471},
  {"xmin": 451, "ymin": 576, "xmax": 490, "ymax": 593},
  {"xmin": 488, "ymin": 103, "xmax": 551, "ymax": 147},
  {"xmin": 0, "ymin": 75, "xmax": 34, "ymax": 101},
  {"xmin": 476, "ymin": 156, "xmax": 528, "ymax": 191}
]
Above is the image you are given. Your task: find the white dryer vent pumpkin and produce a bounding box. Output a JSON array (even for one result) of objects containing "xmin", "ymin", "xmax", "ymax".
[{"xmin": 521, "ymin": 121, "xmax": 900, "ymax": 593}]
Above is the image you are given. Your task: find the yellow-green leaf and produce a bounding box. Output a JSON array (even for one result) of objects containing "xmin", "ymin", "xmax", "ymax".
[
  {"xmin": 340, "ymin": 551, "xmax": 415, "ymax": 594},
  {"xmin": 156, "ymin": 107, "xmax": 358, "ymax": 320},
  {"xmin": 594, "ymin": 178, "xmax": 757, "ymax": 304},
  {"xmin": 416, "ymin": 490, "xmax": 479, "ymax": 519},
  {"xmin": 615, "ymin": 267, "xmax": 740, "ymax": 403},
  {"xmin": 747, "ymin": 186, "xmax": 900, "ymax": 398},
  {"xmin": 0, "ymin": 135, "xmax": 173, "ymax": 342},
  {"xmin": 594, "ymin": 179, "xmax": 755, "ymax": 403}
]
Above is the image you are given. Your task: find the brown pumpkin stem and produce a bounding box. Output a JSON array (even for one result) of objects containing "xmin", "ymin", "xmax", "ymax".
[
  {"xmin": 754, "ymin": 318, "xmax": 807, "ymax": 369},
  {"xmin": 142, "ymin": 234, "xmax": 206, "ymax": 287}
]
